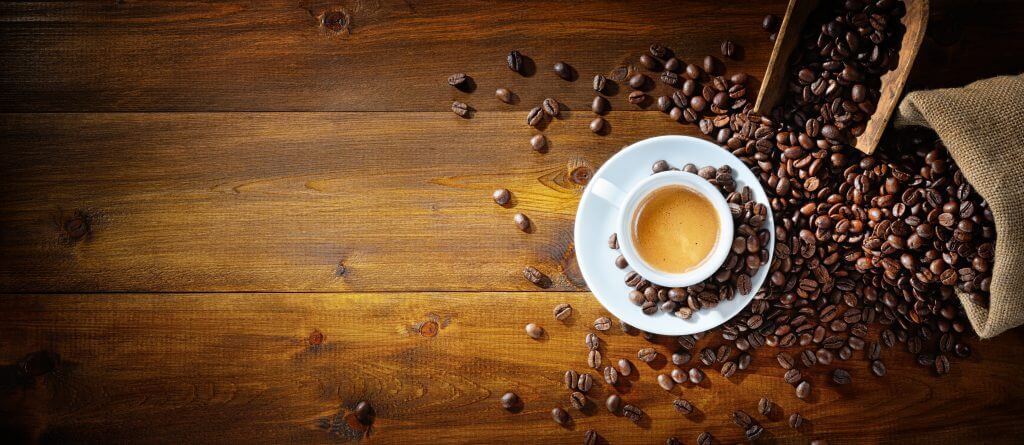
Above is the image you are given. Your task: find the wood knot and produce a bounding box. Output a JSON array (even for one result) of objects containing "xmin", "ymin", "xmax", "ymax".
[
  {"xmin": 416, "ymin": 321, "xmax": 439, "ymax": 337},
  {"xmin": 59, "ymin": 210, "xmax": 92, "ymax": 243},
  {"xmin": 320, "ymin": 9, "xmax": 351, "ymax": 34},
  {"xmin": 308, "ymin": 329, "xmax": 325, "ymax": 346}
]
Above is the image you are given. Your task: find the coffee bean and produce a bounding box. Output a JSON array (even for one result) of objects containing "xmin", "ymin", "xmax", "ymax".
[
  {"xmin": 527, "ymin": 107, "xmax": 544, "ymax": 127},
  {"xmin": 777, "ymin": 352, "xmax": 795, "ymax": 369},
  {"xmin": 448, "ymin": 73, "xmax": 468, "ymax": 88},
  {"xmin": 699, "ymin": 348, "xmax": 716, "ymax": 366},
  {"xmin": 614, "ymin": 254, "xmax": 628, "ymax": 269},
  {"xmin": 623, "ymin": 404, "xmax": 643, "ymax": 423},
  {"xmin": 588, "ymin": 350, "xmax": 602, "ymax": 369},
  {"xmin": 501, "ymin": 392, "xmax": 520, "ymax": 410},
  {"xmin": 565, "ymin": 370, "xmax": 579, "ymax": 390},
  {"xmin": 618, "ymin": 358, "xmax": 633, "ymax": 376},
  {"xmin": 661, "ymin": 71, "xmax": 679, "ymax": 86},
  {"xmin": 669, "ymin": 107, "xmax": 683, "ymax": 122},
  {"xmin": 553, "ymin": 62, "xmax": 572, "ymax": 80},
  {"xmin": 640, "ymin": 54, "xmax": 662, "ymax": 71},
  {"xmin": 594, "ymin": 317, "xmax": 612, "ymax": 331},
  {"xmin": 671, "ymin": 368, "xmax": 687, "ymax": 384},
  {"xmin": 493, "ymin": 188, "xmax": 511, "ymax": 206},
  {"xmin": 606, "ymin": 394, "xmax": 621, "ymax": 413},
  {"xmin": 452, "ymin": 101, "xmax": 471, "ymax": 117},
  {"xmin": 523, "ymin": 266, "xmax": 549, "ymax": 288},
  {"xmin": 507, "ymin": 51, "xmax": 523, "ymax": 73},
  {"xmin": 801, "ymin": 349, "xmax": 817, "ymax": 367},
  {"xmin": 738, "ymin": 352, "xmax": 752, "ymax": 370},
  {"xmin": 702, "ymin": 55, "xmax": 719, "ymax": 74},
  {"xmin": 784, "ymin": 368, "xmax": 802, "ymax": 385},
  {"xmin": 570, "ymin": 391, "xmax": 587, "ymax": 410},
  {"xmin": 354, "ymin": 401, "xmax": 373, "ymax": 424},
  {"xmin": 732, "ymin": 410, "xmax": 753, "ymax": 428},
  {"xmin": 658, "ymin": 373, "xmax": 675, "ymax": 391},
  {"xmin": 697, "ymin": 431, "xmax": 712, "ymax": 445},
  {"xmin": 674, "ymin": 398, "xmax": 694, "ymax": 414},
  {"xmin": 665, "ymin": 57, "xmax": 681, "ymax": 72},
  {"xmin": 871, "ymin": 360, "xmax": 887, "ymax": 377},
  {"xmin": 678, "ymin": 335, "xmax": 696, "ymax": 350},
  {"xmin": 604, "ymin": 365, "xmax": 619, "ymax": 385},
  {"xmin": 638, "ymin": 348, "xmax": 658, "ymax": 362},
  {"xmin": 550, "ymin": 303, "xmax": 573, "ymax": 321},
  {"xmin": 608, "ymin": 233, "xmax": 618, "ymax": 249},
  {"xmin": 672, "ymin": 351, "xmax": 691, "ymax": 366},
  {"xmin": 758, "ymin": 397, "xmax": 772, "ymax": 416},
  {"xmin": 524, "ymin": 323, "xmax": 543, "ymax": 339},
  {"xmin": 629, "ymin": 73, "xmax": 648, "ymax": 90},
  {"xmin": 832, "ymin": 368, "xmax": 852, "ymax": 385},
  {"xmin": 795, "ymin": 381, "xmax": 811, "ymax": 399},
  {"xmin": 495, "ymin": 87, "xmax": 513, "ymax": 103},
  {"xmin": 587, "ymin": 97, "xmax": 609, "ymax": 117},
  {"xmin": 593, "ymin": 75, "xmax": 608, "ymax": 93},
  {"xmin": 551, "ymin": 407, "xmax": 570, "ymax": 425},
  {"xmin": 578, "ymin": 373, "xmax": 594, "ymax": 392},
  {"xmin": 590, "ymin": 117, "xmax": 606, "ymax": 134},
  {"xmin": 650, "ymin": 44, "xmax": 670, "ymax": 59},
  {"xmin": 721, "ymin": 361, "xmax": 737, "ymax": 378},
  {"xmin": 628, "ymin": 90, "xmax": 646, "ymax": 105},
  {"xmin": 584, "ymin": 333, "xmax": 600, "ymax": 351},
  {"xmin": 935, "ymin": 355, "xmax": 951, "ymax": 375},
  {"xmin": 531, "ymin": 134, "xmax": 547, "ymax": 152},
  {"xmin": 689, "ymin": 368, "xmax": 705, "ymax": 384},
  {"xmin": 789, "ymin": 412, "xmax": 804, "ymax": 428},
  {"xmin": 746, "ymin": 425, "xmax": 764, "ymax": 441},
  {"xmin": 720, "ymin": 40, "xmax": 737, "ymax": 58},
  {"xmin": 584, "ymin": 429, "xmax": 599, "ymax": 445},
  {"xmin": 542, "ymin": 98, "xmax": 560, "ymax": 117},
  {"xmin": 816, "ymin": 349, "xmax": 834, "ymax": 365},
  {"xmin": 762, "ymin": 14, "xmax": 778, "ymax": 31},
  {"xmin": 652, "ymin": 160, "xmax": 670, "ymax": 173}
]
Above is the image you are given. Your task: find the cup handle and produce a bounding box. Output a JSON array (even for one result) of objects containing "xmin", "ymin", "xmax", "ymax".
[{"xmin": 590, "ymin": 177, "xmax": 626, "ymax": 209}]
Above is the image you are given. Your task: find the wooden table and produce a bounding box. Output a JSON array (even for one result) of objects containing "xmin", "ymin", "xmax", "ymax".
[{"xmin": 2, "ymin": 1, "xmax": 1023, "ymax": 443}]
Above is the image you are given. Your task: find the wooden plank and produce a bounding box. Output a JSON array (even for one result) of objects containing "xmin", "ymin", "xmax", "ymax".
[
  {"xmin": 0, "ymin": 111, "xmax": 727, "ymax": 293},
  {"xmin": 1, "ymin": 293, "xmax": 1022, "ymax": 444},
  {"xmin": 0, "ymin": 0, "xmax": 783, "ymax": 112}
]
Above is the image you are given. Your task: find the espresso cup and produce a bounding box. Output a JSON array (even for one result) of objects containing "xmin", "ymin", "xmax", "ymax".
[{"xmin": 591, "ymin": 170, "xmax": 734, "ymax": 287}]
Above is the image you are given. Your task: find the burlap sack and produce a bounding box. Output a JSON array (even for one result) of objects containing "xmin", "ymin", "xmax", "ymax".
[{"xmin": 894, "ymin": 74, "xmax": 1024, "ymax": 338}]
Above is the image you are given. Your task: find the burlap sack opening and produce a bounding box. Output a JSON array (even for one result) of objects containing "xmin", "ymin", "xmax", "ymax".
[{"xmin": 894, "ymin": 74, "xmax": 1024, "ymax": 338}]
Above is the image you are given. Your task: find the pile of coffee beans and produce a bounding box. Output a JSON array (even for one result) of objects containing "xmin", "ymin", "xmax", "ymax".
[{"xmin": 612, "ymin": 162, "xmax": 770, "ymax": 319}]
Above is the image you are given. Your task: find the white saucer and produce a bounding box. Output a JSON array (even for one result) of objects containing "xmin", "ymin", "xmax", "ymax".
[{"xmin": 574, "ymin": 135, "xmax": 775, "ymax": 335}]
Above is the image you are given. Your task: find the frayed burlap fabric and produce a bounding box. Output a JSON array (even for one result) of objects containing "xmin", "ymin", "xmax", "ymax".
[{"xmin": 894, "ymin": 74, "xmax": 1024, "ymax": 338}]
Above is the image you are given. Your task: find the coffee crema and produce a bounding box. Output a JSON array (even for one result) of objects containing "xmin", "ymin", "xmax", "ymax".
[{"xmin": 630, "ymin": 185, "xmax": 719, "ymax": 274}]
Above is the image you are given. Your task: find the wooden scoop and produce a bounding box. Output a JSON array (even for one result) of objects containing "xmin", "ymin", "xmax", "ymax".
[{"xmin": 753, "ymin": 0, "xmax": 929, "ymax": 154}]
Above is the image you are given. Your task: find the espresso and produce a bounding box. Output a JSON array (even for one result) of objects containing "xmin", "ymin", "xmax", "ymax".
[{"xmin": 631, "ymin": 185, "xmax": 719, "ymax": 273}]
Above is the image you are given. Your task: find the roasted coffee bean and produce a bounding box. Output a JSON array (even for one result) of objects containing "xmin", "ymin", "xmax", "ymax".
[
  {"xmin": 526, "ymin": 107, "xmax": 544, "ymax": 127},
  {"xmin": 784, "ymin": 368, "xmax": 802, "ymax": 385},
  {"xmin": 623, "ymin": 404, "xmax": 643, "ymax": 423},
  {"xmin": 758, "ymin": 397, "xmax": 772, "ymax": 416},
  {"xmin": 592, "ymin": 96, "xmax": 610, "ymax": 115},
  {"xmin": 699, "ymin": 348, "xmax": 716, "ymax": 366},
  {"xmin": 720, "ymin": 361, "xmax": 737, "ymax": 378},
  {"xmin": 606, "ymin": 394, "xmax": 622, "ymax": 413},
  {"xmin": 665, "ymin": 57, "xmax": 681, "ymax": 72},
  {"xmin": 565, "ymin": 370, "xmax": 579, "ymax": 390},
  {"xmin": 638, "ymin": 347, "xmax": 658, "ymax": 362},
  {"xmin": 604, "ymin": 365, "xmax": 619, "ymax": 385},
  {"xmin": 594, "ymin": 317, "xmax": 612, "ymax": 331},
  {"xmin": 628, "ymin": 90, "xmax": 647, "ymax": 105},
  {"xmin": 661, "ymin": 70, "xmax": 679, "ymax": 86},
  {"xmin": 593, "ymin": 74, "xmax": 608, "ymax": 93},
  {"xmin": 588, "ymin": 350, "xmax": 602, "ymax": 369},
  {"xmin": 552, "ymin": 407, "xmax": 570, "ymax": 425},
  {"xmin": 495, "ymin": 87, "xmax": 513, "ymax": 103},
  {"xmin": 552, "ymin": 303, "xmax": 573, "ymax": 321},
  {"xmin": 702, "ymin": 55, "xmax": 719, "ymax": 74},
  {"xmin": 671, "ymin": 351, "xmax": 691, "ymax": 366},
  {"xmin": 507, "ymin": 50, "xmax": 523, "ymax": 73},
  {"xmin": 935, "ymin": 355, "xmax": 951, "ymax": 375},
  {"xmin": 448, "ymin": 73, "xmax": 469, "ymax": 88},
  {"xmin": 777, "ymin": 352, "xmax": 795, "ymax": 369},
  {"xmin": 524, "ymin": 323, "xmax": 543, "ymax": 339},
  {"xmin": 671, "ymin": 368, "xmax": 687, "ymax": 384},
  {"xmin": 513, "ymin": 213, "xmax": 530, "ymax": 232},
  {"xmin": 590, "ymin": 117, "xmax": 606, "ymax": 134},
  {"xmin": 732, "ymin": 410, "xmax": 753, "ymax": 428},
  {"xmin": 789, "ymin": 412, "xmax": 804, "ymax": 428},
  {"xmin": 553, "ymin": 62, "xmax": 572, "ymax": 80},
  {"xmin": 452, "ymin": 101, "xmax": 471, "ymax": 117},
  {"xmin": 685, "ymin": 63, "xmax": 702, "ymax": 80},
  {"xmin": 660, "ymin": 399, "xmax": 689, "ymax": 420},
  {"xmin": 501, "ymin": 392, "xmax": 520, "ymax": 410},
  {"xmin": 527, "ymin": 134, "xmax": 547, "ymax": 152},
  {"xmin": 657, "ymin": 373, "xmax": 675, "ymax": 391},
  {"xmin": 629, "ymin": 73, "xmax": 648, "ymax": 90},
  {"xmin": 523, "ymin": 266, "xmax": 548, "ymax": 287},
  {"xmin": 816, "ymin": 349, "xmax": 834, "ymax": 365},
  {"xmin": 689, "ymin": 368, "xmax": 705, "ymax": 384},
  {"xmin": 720, "ymin": 40, "xmax": 737, "ymax": 58},
  {"xmin": 795, "ymin": 380, "xmax": 811, "ymax": 399},
  {"xmin": 585, "ymin": 332, "xmax": 600, "ymax": 350},
  {"xmin": 650, "ymin": 44, "xmax": 670, "ymax": 59},
  {"xmin": 801, "ymin": 349, "xmax": 817, "ymax": 367},
  {"xmin": 657, "ymin": 95, "xmax": 673, "ymax": 112},
  {"xmin": 746, "ymin": 425, "xmax": 764, "ymax": 441},
  {"xmin": 354, "ymin": 401, "xmax": 373, "ymax": 424},
  {"xmin": 542, "ymin": 98, "xmax": 560, "ymax": 116},
  {"xmin": 617, "ymin": 358, "xmax": 632, "ymax": 376},
  {"xmin": 652, "ymin": 160, "xmax": 670, "ymax": 173},
  {"xmin": 697, "ymin": 431, "xmax": 712, "ymax": 445},
  {"xmin": 608, "ymin": 233, "xmax": 618, "ymax": 250},
  {"xmin": 493, "ymin": 188, "xmax": 511, "ymax": 206},
  {"xmin": 738, "ymin": 352, "xmax": 752, "ymax": 370},
  {"xmin": 615, "ymin": 255, "xmax": 628, "ymax": 269},
  {"xmin": 640, "ymin": 54, "xmax": 662, "ymax": 71},
  {"xmin": 762, "ymin": 14, "xmax": 779, "ymax": 31},
  {"xmin": 584, "ymin": 429, "xmax": 599, "ymax": 445},
  {"xmin": 871, "ymin": 360, "xmax": 887, "ymax": 377},
  {"xmin": 578, "ymin": 373, "xmax": 594, "ymax": 392},
  {"xmin": 832, "ymin": 368, "xmax": 852, "ymax": 385},
  {"xmin": 570, "ymin": 391, "xmax": 587, "ymax": 410}
]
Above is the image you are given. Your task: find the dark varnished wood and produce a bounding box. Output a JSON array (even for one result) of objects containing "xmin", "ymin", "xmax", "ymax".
[{"xmin": 2, "ymin": 293, "xmax": 1023, "ymax": 444}]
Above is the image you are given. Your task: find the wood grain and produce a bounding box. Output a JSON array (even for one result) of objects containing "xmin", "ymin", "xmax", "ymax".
[
  {"xmin": 1, "ymin": 292, "xmax": 1022, "ymax": 444},
  {"xmin": 0, "ymin": 111, "xmax": 716, "ymax": 293},
  {"xmin": 0, "ymin": 0, "xmax": 783, "ymax": 112}
]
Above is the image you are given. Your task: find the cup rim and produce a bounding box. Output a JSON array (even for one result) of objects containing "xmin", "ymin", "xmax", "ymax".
[{"xmin": 615, "ymin": 171, "xmax": 734, "ymax": 288}]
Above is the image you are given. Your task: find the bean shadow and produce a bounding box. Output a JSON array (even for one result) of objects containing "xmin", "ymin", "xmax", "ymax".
[
  {"xmin": 518, "ymin": 54, "xmax": 537, "ymax": 77},
  {"xmin": 455, "ymin": 76, "xmax": 477, "ymax": 93}
]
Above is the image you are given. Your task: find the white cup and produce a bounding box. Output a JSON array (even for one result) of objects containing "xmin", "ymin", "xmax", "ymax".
[{"xmin": 590, "ymin": 170, "xmax": 734, "ymax": 288}]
